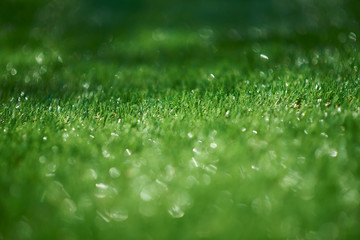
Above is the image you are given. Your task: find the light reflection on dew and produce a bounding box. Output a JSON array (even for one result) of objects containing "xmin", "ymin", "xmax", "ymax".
[
  {"xmin": 95, "ymin": 183, "xmax": 108, "ymax": 189},
  {"xmin": 349, "ymin": 32, "xmax": 357, "ymax": 42},
  {"xmin": 36, "ymin": 53, "xmax": 44, "ymax": 64},
  {"xmin": 109, "ymin": 209, "xmax": 128, "ymax": 222},
  {"xmin": 208, "ymin": 73, "xmax": 215, "ymax": 81},
  {"xmin": 210, "ymin": 142, "xmax": 217, "ymax": 149},
  {"xmin": 109, "ymin": 167, "xmax": 121, "ymax": 178},
  {"xmin": 321, "ymin": 132, "xmax": 328, "ymax": 138},
  {"xmin": 191, "ymin": 157, "xmax": 199, "ymax": 168},
  {"xmin": 329, "ymin": 150, "xmax": 338, "ymax": 157},
  {"xmin": 205, "ymin": 164, "xmax": 217, "ymax": 174},
  {"xmin": 187, "ymin": 132, "xmax": 194, "ymax": 138},
  {"xmin": 61, "ymin": 198, "xmax": 77, "ymax": 216},
  {"xmin": 85, "ymin": 169, "xmax": 98, "ymax": 180},
  {"xmin": 155, "ymin": 179, "xmax": 168, "ymax": 191},
  {"xmin": 39, "ymin": 156, "xmax": 46, "ymax": 164},
  {"xmin": 251, "ymin": 165, "xmax": 259, "ymax": 171},
  {"xmin": 96, "ymin": 210, "xmax": 110, "ymax": 223},
  {"xmin": 168, "ymin": 204, "xmax": 184, "ymax": 218},
  {"xmin": 95, "ymin": 183, "xmax": 110, "ymax": 198},
  {"xmin": 165, "ymin": 164, "xmax": 175, "ymax": 181},
  {"xmin": 260, "ymin": 54, "xmax": 269, "ymax": 60},
  {"xmin": 126, "ymin": 149, "xmax": 132, "ymax": 156},
  {"xmin": 192, "ymin": 148, "xmax": 200, "ymax": 155},
  {"xmin": 140, "ymin": 187, "xmax": 153, "ymax": 201},
  {"xmin": 102, "ymin": 150, "xmax": 110, "ymax": 158},
  {"xmin": 11, "ymin": 68, "xmax": 17, "ymax": 76}
]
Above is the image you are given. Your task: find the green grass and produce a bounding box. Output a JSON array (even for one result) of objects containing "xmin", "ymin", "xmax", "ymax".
[{"xmin": 1, "ymin": 1, "xmax": 360, "ymax": 239}]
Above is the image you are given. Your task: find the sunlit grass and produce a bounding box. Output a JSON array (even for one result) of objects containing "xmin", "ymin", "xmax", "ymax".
[{"xmin": 1, "ymin": 7, "xmax": 360, "ymax": 239}]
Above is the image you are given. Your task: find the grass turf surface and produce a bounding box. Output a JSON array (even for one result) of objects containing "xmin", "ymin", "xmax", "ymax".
[{"xmin": 1, "ymin": 1, "xmax": 360, "ymax": 240}]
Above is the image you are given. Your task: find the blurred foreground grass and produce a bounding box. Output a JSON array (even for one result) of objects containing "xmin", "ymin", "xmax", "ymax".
[{"xmin": 1, "ymin": 0, "xmax": 360, "ymax": 239}]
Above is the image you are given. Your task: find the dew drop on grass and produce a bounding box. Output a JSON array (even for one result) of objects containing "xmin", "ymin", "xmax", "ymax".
[
  {"xmin": 126, "ymin": 149, "xmax": 132, "ymax": 156},
  {"xmin": 191, "ymin": 157, "xmax": 199, "ymax": 168},
  {"xmin": 349, "ymin": 32, "xmax": 357, "ymax": 42},
  {"xmin": 168, "ymin": 204, "xmax": 184, "ymax": 218},
  {"xmin": 140, "ymin": 189, "xmax": 152, "ymax": 202},
  {"xmin": 109, "ymin": 167, "xmax": 120, "ymax": 178},
  {"xmin": 11, "ymin": 68, "xmax": 17, "ymax": 76},
  {"xmin": 208, "ymin": 73, "xmax": 215, "ymax": 81},
  {"xmin": 83, "ymin": 83, "xmax": 89, "ymax": 89},
  {"xmin": 210, "ymin": 142, "xmax": 217, "ymax": 149},
  {"xmin": 251, "ymin": 165, "xmax": 259, "ymax": 171},
  {"xmin": 109, "ymin": 209, "xmax": 128, "ymax": 222},
  {"xmin": 36, "ymin": 53, "xmax": 44, "ymax": 64},
  {"xmin": 260, "ymin": 54, "xmax": 269, "ymax": 60},
  {"xmin": 193, "ymin": 148, "xmax": 200, "ymax": 155},
  {"xmin": 329, "ymin": 150, "xmax": 338, "ymax": 157},
  {"xmin": 95, "ymin": 183, "xmax": 111, "ymax": 199},
  {"xmin": 61, "ymin": 198, "xmax": 77, "ymax": 216},
  {"xmin": 187, "ymin": 132, "xmax": 194, "ymax": 138},
  {"xmin": 102, "ymin": 150, "xmax": 110, "ymax": 158}
]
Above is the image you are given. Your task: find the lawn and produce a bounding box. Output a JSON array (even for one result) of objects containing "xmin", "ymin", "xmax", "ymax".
[{"xmin": 1, "ymin": 0, "xmax": 360, "ymax": 239}]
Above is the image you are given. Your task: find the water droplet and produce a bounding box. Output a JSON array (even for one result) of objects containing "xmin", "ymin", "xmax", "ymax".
[
  {"xmin": 321, "ymin": 132, "xmax": 328, "ymax": 138},
  {"xmin": 260, "ymin": 54, "xmax": 269, "ymax": 60},
  {"xmin": 251, "ymin": 165, "xmax": 259, "ymax": 171},
  {"xmin": 140, "ymin": 187, "xmax": 153, "ymax": 201},
  {"xmin": 36, "ymin": 53, "xmax": 44, "ymax": 64},
  {"xmin": 102, "ymin": 150, "xmax": 110, "ymax": 158},
  {"xmin": 109, "ymin": 167, "xmax": 121, "ymax": 178},
  {"xmin": 208, "ymin": 73, "xmax": 215, "ymax": 81},
  {"xmin": 187, "ymin": 132, "xmax": 194, "ymax": 138},
  {"xmin": 126, "ymin": 149, "xmax": 132, "ymax": 156},
  {"xmin": 109, "ymin": 209, "xmax": 128, "ymax": 222},
  {"xmin": 205, "ymin": 164, "xmax": 217, "ymax": 174},
  {"xmin": 165, "ymin": 164, "xmax": 175, "ymax": 181},
  {"xmin": 39, "ymin": 156, "xmax": 46, "ymax": 164},
  {"xmin": 61, "ymin": 198, "xmax": 77, "ymax": 216},
  {"xmin": 349, "ymin": 32, "xmax": 357, "ymax": 42},
  {"xmin": 252, "ymin": 130, "xmax": 258, "ymax": 134},
  {"xmin": 168, "ymin": 204, "xmax": 184, "ymax": 218},
  {"xmin": 210, "ymin": 142, "xmax": 217, "ymax": 149},
  {"xmin": 329, "ymin": 150, "xmax": 338, "ymax": 157},
  {"xmin": 11, "ymin": 68, "xmax": 17, "ymax": 76},
  {"xmin": 191, "ymin": 157, "xmax": 199, "ymax": 168},
  {"xmin": 96, "ymin": 210, "xmax": 110, "ymax": 223},
  {"xmin": 95, "ymin": 183, "xmax": 108, "ymax": 189},
  {"xmin": 193, "ymin": 148, "xmax": 200, "ymax": 155},
  {"xmin": 83, "ymin": 83, "xmax": 89, "ymax": 89}
]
